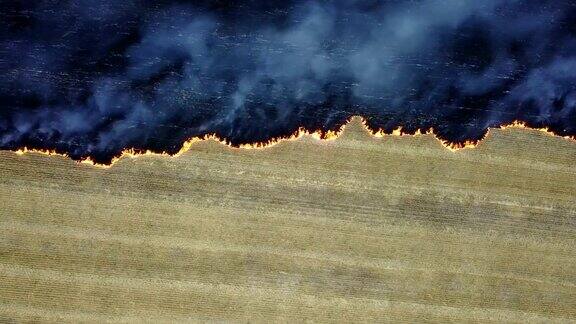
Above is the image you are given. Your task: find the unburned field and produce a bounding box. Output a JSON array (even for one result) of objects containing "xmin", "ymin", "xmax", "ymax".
[{"xmin": 0, "ymin": 118, "xmax": 575, "ymax": 323}]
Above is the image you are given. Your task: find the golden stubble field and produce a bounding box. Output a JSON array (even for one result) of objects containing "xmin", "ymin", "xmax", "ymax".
[{"xmin": 0, "ymin": 117, "xmax": 575, "ymax": 323}]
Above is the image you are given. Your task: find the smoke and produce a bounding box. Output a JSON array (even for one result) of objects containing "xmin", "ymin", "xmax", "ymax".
[{"xmin": 1, "ymin": 0, "xmax": 576, "ymax": 163}]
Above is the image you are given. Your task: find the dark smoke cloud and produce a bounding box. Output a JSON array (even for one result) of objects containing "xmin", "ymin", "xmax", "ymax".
[{"xmin": 1, "ymin": 0, "xmax": 576, "ymax": 163}]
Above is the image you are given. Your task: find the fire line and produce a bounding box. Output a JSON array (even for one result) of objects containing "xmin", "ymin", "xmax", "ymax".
[{"xmin": 11, "ymin": 117, "xmax": 576, "ymax": 169}]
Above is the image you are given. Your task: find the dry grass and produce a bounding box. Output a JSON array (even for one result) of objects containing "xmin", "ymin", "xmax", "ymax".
[{"xmin": 0, "ymin": 118, "xmax": 575, "ymax": 323}]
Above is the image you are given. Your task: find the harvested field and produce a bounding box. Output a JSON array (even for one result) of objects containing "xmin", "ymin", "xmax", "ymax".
[{"xmin": 0, "ymin": 118, "xmax": 575, "ymax": 323}]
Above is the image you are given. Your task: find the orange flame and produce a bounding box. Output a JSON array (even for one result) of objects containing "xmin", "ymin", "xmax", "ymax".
[
  {"xmin": 8, "ymin": 117, "xmax": 576, "ymax": 168},
  {"xmin": 498, "ymin": 120, "xmax": 576, "ymax": 139}
]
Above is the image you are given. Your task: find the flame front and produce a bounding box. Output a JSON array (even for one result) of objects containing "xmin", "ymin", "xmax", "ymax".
[{"xmin": 9, "ymin": 117, "xmax": 576, "ymax": 168}]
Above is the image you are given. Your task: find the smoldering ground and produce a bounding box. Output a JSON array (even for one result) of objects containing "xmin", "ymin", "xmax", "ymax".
[{"xmin": 1, "ymin": 0, "xmax": 576, "ymax": 163}]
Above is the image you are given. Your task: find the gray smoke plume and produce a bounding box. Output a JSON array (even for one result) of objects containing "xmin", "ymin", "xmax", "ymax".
[{"xmin": 1, "ymin": 0, "xmax": 576, "ymax": 162}]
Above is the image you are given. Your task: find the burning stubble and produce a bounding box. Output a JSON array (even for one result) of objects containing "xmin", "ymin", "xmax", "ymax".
[{"xmin": 10, "ymin": 117, "xmax": 576, "ymax": 168}]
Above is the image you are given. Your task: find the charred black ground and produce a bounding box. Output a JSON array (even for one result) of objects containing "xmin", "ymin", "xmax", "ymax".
[{"xmin": 2, "ymin": 0, "xmax": 576, "ymax": 163}]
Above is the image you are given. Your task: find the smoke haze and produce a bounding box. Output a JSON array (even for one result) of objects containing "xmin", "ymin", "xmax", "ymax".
[{"xmin": 2, "ymin": 0, "xmax": 576, "ymax": 162}]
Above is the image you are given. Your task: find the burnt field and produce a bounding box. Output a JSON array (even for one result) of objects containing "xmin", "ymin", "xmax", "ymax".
[{"xmin": 3, "ymin": 0, "xmax": 576, "ymax": 163}]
